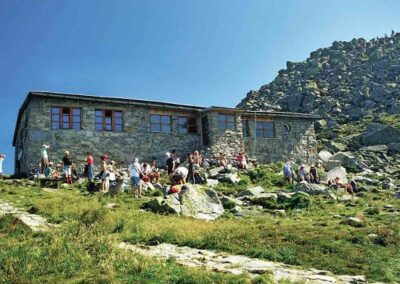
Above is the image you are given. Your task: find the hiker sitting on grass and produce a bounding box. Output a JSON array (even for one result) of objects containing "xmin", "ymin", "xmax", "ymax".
[
  {"xmin": 309, "ymin": 165, "xmax": 320, "ymax": 184},
  {"xmin": 298, "ymin": 164, "xmax": 309, "ymax": 182},
  {"xmin": 327, "ymin": 176, "xmax": 355, "ymax": 194},
  {"xmin": 129, "ymin": 158, "xmax": 143, "ymax": 198}
]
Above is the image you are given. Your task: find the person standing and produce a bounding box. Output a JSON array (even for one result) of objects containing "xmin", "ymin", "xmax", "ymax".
[
  {"xmin": 165, "ymin": 152, "xmax": 175, "ymax": 183},
  {"xmin": 100, "ymin": 155, "xmax": 109, "ymax": 193},
  {"xmin": 85, "ymin": 152, "xmax": 94, "ymax": 182},
  {"xmin": 186, "ymin": 153, "xmax": 195, "ymax": 184},
  {"xmin": 283, "ymin": 161, "xmax": 294, "ymax": 183},
  {"xmin": 40, "ymin": 144, "xmax": 50, "ymax": 173},
  {"xmin": 0, "ymin": 154, "xmax": 5, "ymax": 179},
  {"xmin": 129, "ymin": 158, "xmax": 143, "ymax": 198},
  {"xmin": 62, "ymin": 151, "xmax": 73, "ymax": 184}
]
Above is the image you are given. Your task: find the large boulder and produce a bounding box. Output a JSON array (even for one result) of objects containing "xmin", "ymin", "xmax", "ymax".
[
  {"xmin": 295, "ymin": 181, "xmax": 328, "ymax": 195},
  {"xmin": 217, "ymin": 173, "xmax": 241, "ymax": 184},
  {"xmin": 329, "ymin": 152, "xmax": 360, "ymax": 172},
  {"xmin": 361, "ymin": 123, "xmax": 400, "ymax": 146},
  {"xmin": 143, "ymin": 185, "xmax": 224, "ymax": 221},
  {"xmin": 326, "ymin": 166, "xmax": 348, "ymax": 184},
  {"xmin": 318, "ymin": 150, "xmax": 332, "ymax": 164},
  {"xmin": 209, "ymin": 166, "xmax": 225, "ymax": 178},
  {"xmin": 326, "ymin": 160, "xmax": 341, "ymax": 171}
]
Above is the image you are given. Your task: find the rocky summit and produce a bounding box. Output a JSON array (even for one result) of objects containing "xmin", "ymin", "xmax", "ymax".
[{"xmin": 238, "ymin": 32, "xmax": 400, "ymax": 174}]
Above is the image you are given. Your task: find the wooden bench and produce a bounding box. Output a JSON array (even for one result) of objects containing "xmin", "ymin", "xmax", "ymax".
[{"xmin": 36, "ymin": 177, "xmax": 61, "ymax": 189}]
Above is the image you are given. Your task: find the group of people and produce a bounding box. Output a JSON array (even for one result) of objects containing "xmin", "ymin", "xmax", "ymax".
[
  {"xmin": 283, "ymin": 162, "xmax": 320, "ymax": 184},
  {"xmin": 282, "ymin": 161, "xmax": 357, "ymax": 193}
]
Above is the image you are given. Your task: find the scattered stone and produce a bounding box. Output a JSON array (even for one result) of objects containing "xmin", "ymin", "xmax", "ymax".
[
  {"xmin": 360, "ymin": 145, "xmax": 388, "ymax": 153},
  {"xmin": 209, "ymin": 167, "xmax": 225, "ymax": 178},
  {"xmin": 382, "ymin": 181, "xmax": 396, "ymax": 190},
  {"xmin": 206, "ymin": 179, "xmax": 219, "ymax": 187},
  {"xmin": 220, "ymin": 195, "xmax": 243, "ymax": 209},
  {"xmin": 353, "ymin": 176, "xmax": 379, "ymax": 185},
  {"xmin": 26, "ymin": 180, "xmax": 35, "ymax": 186},
  {"xmin": 104, "ymin": 203, "xmax": 119, "ymax": 209},
  {"xmin": 368, "ymin": 234, "xmax": 381, "ymax": 244},
  {"xmin": 153, "ymin": 183, "xmax": 163, "ymax": 190},
  {"xmin": 217, "ymin": 173, "xmax": 241, "ymax": 184},
  {"xmin": 393, "ymin": 191, "xmax": 400, "ymax": 199},
  {"xmin": 142, "ymin": 182, "xmax": 155, "ymax": 192},
  {"xmin": 277, "ymin": 192, "xmax": 292, "ymax": 202},
  {"xmin": 237, "ymin": 186, "xmax": 265, "ymax": 197},
  {"xmin": 340, "ymin": 217, "xmax": 365, "ymax": 228},
  {"xmin": 384, "ymin": 204, "xmax": 394, "ymax": 210},
  {"xmin": 242, "ymin": 193, "xmax": 278, "ymax": 208}
]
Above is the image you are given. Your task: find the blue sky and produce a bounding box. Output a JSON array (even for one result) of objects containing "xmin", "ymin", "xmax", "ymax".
[{"xmin": 1, "ymin": 0, "xmax": 400, "ymax": 173}]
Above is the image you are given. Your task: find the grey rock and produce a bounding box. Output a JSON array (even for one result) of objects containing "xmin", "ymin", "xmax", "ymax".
[
  {"xmin": 143, "ymin": 185, "xmax": 224, "ymax": 221},
  {"xmin": 209, "ymin": 166, "xmax": 225, "ymax": 178},
  {"xmin": 360, "ymin": 145, "xmax": 388, "ymax": 153},
  {"xmin": 361, "ymin": 123, "xmax": 400, "ymax": 146},
  {"xmin": 329, "ymin": 152, "xmax": 360, "ymax": 172},
  {"xmin": 238, "ymin": 186, "xmax": 265, "ymax": 197},
  {"xmin": 217, "ymin": 173, "xmax": 241, "ymax": 184},
  {"xmin": 326, "ymin": 160, "xmax": 341, "ymax": 171},
  {"xmin": 393, "ymin": 191, "xmax": 400, "ymax": 199},
  {"xmin": 340, "ymin": 217, "xmax": 365, "ymax": 227},
  {"xmin": 318, "ymin": 150, "xmax": 332, "ymax": 164},
  {"xmin": 326, "ymin": 166, "xmax": 348, "ymax": 184},
  {"xmin": 295, "ymin": 182, "xmax": 328, "ymax": 195},
  {"xmin": 382, "ymin": 181, "xmax": 396, "ymax": 190}
]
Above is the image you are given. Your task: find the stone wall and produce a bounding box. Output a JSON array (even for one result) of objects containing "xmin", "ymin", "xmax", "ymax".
[
  {"xmin": 16, "ymin": 97, "xmax": 202, "ymax": 174},
  {"xmin": 201, "ymin": 111, "xmax": 244, "ymax": 160},
  {"xmin": 243, "ymin": 117, "xmax": 318, "ymax": 164}
]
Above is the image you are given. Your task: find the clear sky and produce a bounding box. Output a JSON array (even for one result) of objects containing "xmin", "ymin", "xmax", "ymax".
[{"xmin": 1, "ymin": 0, "xmax": 400, "ymax": 174}]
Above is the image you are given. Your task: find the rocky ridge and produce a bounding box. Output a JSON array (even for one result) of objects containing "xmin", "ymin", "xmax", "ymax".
[{"xmin": 237, "ymin": 32, "xmax": 400, "ymax": 174}]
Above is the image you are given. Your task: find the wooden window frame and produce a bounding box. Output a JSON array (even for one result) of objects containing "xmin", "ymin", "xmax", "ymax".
[
  {"xmin": 95, "ymin": 109, "xmax": 123, "ymax": 132},
  {"xmin": 218, "ymin": 114, "xmax": 235, "ymax": 131},
  {"xmin": 51, "ymin": 107, "xmax": 81, "ymax": 130},
  {"xmin": 178, "ymin": 116, "xmax": 197, "ymax": 134},
  {"xmin": 242, "ymin": 119, "xmax": 251, "ymax": 137},
  {"xmin": 255, "ymin": 120, "xmax": 275, "ymax": 138},
  {"xmin": 150, "ymin": 114, "xmax": 172, "ymax": 133}
]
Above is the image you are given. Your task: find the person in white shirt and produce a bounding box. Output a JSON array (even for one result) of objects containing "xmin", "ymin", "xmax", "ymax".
[
  {"xmin": 40, "ymin": 144, "xmax": 50, "ymax": 173},
  {"xmin": 0, "ymin": 154, "xmax": 5, "ymax": 179},
  {"xmin": 129, "ymin": 158, "xmax": 143, "ymax": 198}
]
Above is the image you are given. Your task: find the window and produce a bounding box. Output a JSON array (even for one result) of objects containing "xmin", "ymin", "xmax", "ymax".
[
  {"xmin": 95, "ymin": 110, "xmax": 123, "ymax": 132},
  {"xmin": 242, "ymin": 119, "xmax": 251, "ymax": 137},
  {"xmin": 150, "ymin": 114, "xmax": 172, "ymax": 133},
  {"xmin": 256, "ymin": 121, "xmax": 275, "ymax": 138},
  {"xmin": 178, "ymin": 116, "xmax": 197, "ymax": 134},
  {"xmin": 51, "ymin": 107, "xmax": 81, "ymax": 130},
  {"xmin": 218, "ymin": 114, "xmax": 235, "ymax": 131}
]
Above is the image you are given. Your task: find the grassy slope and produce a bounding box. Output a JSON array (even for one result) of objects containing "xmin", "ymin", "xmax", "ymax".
[{"xmin": 0, "ymin": 177, "xmax": 399, "ymax": 283}]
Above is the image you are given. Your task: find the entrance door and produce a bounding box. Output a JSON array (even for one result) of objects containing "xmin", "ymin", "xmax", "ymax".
[{"xmin": 201, "ymin": 116, "xmax": 210, "ymax": 146}]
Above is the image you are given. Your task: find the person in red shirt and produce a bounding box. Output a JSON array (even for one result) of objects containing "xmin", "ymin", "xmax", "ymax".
[{"xmin": 85, "ymin": 152, "xmax": 94, "ymax": 181}]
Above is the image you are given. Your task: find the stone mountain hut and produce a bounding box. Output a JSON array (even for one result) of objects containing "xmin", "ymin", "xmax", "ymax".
[{"xmin": 13, "ymin": 91, "xmax": 319, "ymax": 175}]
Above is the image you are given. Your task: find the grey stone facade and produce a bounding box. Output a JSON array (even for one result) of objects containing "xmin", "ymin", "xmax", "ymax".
[{"xmin": 13, "ymin": 92, "xmax": 319, "ymax": 175}]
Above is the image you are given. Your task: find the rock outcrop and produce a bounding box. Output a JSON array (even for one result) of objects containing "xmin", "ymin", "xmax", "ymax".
[
  {"xmin": 143, "ymin": 185, "xmax": 224, "ymax": 221},
  {"xmin": 238, "ymin": 33, "xmax": 400, "ymax": 173}
]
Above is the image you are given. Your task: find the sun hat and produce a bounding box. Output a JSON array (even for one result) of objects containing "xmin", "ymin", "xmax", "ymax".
[{"xmin": 65, "ymin": 151, "xmax": 70, "ymax": 155}]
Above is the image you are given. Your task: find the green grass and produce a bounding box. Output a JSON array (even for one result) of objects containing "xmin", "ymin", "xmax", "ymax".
[{"xmin": 0, "ymin": 177, "xmax": 400, "ymax": 283}]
